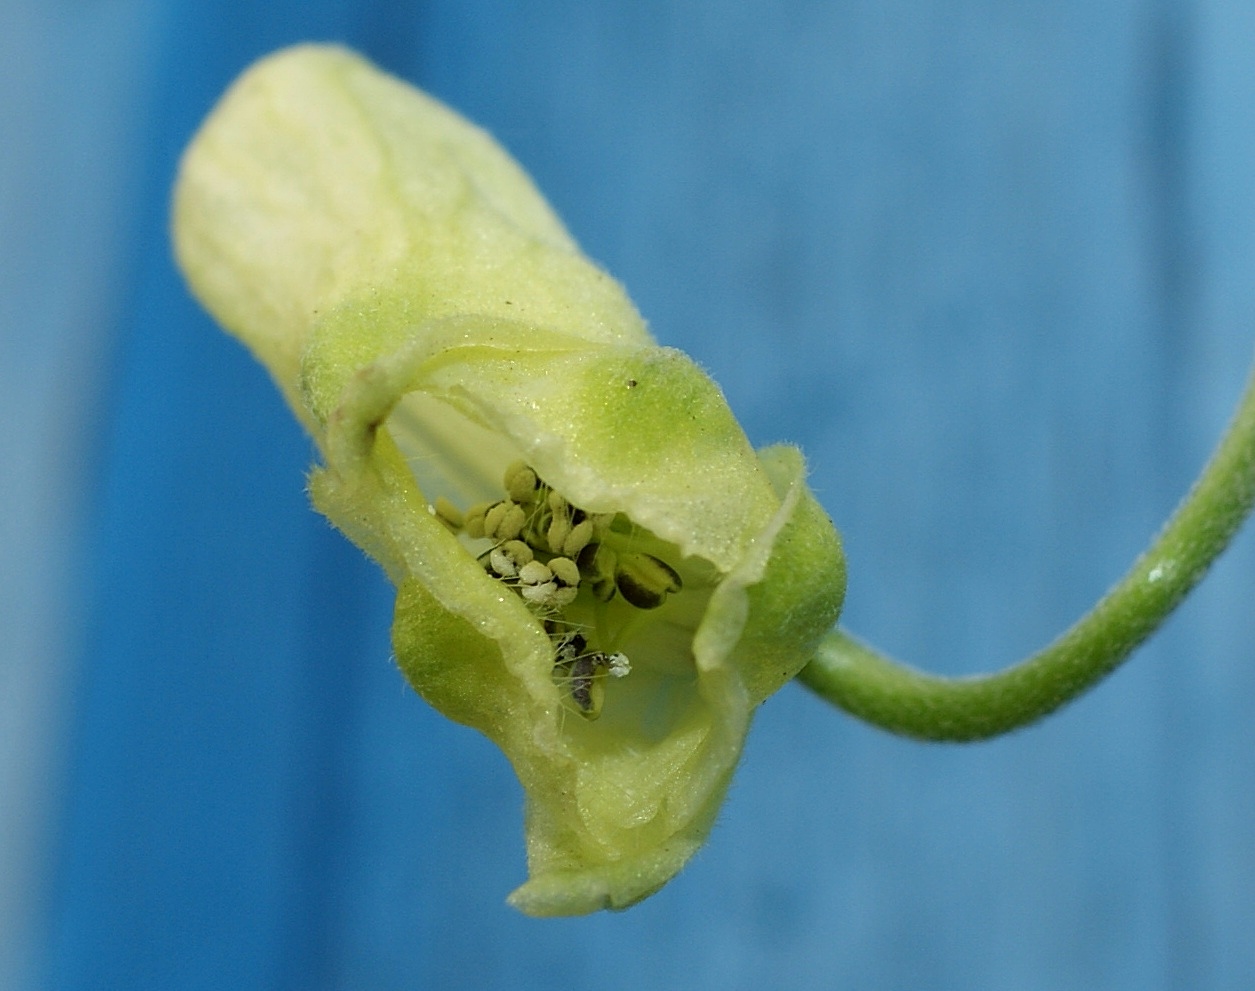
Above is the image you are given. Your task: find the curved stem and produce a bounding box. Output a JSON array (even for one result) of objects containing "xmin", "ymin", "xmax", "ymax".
[{"xmin": 798, "ymin": 360, "xmax": 1255, "ymax": 742}]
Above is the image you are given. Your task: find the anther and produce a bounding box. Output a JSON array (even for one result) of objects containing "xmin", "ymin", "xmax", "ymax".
[
  {"xmin": 483, "ymin": 500, "xmax": 527, "ymax": 541},
  {"xmin": 431, "ymin": 496, "xmax": 464, "ymax": 532},
  {"xmin": 575, "ymin": 542, "xmax": 618, "ymax": 602},
  {"xmin": 520, "ymin": 581, "xmax": 559, "ymax": 607},
  {"xmin": 488, "ymin": 539, "xmax": 533, "ymax": 578},
  {"xmin": 519, "ymin": 559, "xmax": 560, "ymax": 608},
  {"xmin": 548, "ymin": 556, "xmax": 580, "ymax": 588},
  {"xmin": 547, "ymin": 556, "xmax": 580, "ymax": 607},
  {"xmin": 503, "ymin": 460, "xmax": 540, "ymax": 503},
  {"xmin": 463, "ymin": 501, "xmax": 492, "ymax": 539},
  {"xmin": 499, "ymin": 502, "xmax": 527, "ymax": 540},
  {"xmin": 614, "ymin": 552, "xmax": 683, "ymax": 609},
  {"xmin": 546, "ymin": 515, "xmax": 572, "ymax": 555},
  {"xmin": 518, "ymin": 560, "xmax": 553, "ymax": 586},
  {"xmin": 482, "ymin": 501, "xmax": 508, "ymax": 536},
  {"xmin": 561, "ymin": 518, "xmax": 595, "ymax": 558},
  {"xmin": 575, "ymin": 542, "xmax": 610, "ymax": 579}
]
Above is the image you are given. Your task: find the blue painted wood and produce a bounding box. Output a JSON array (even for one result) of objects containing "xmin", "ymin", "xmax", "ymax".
[{"xmin": 26, "ymin": 0, "xmax": 1255, "ymax": 988}]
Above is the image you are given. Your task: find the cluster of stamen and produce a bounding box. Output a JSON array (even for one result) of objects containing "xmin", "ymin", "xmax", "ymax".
[{"xmin": 430, "ymin": 460, "xmax": 683, "ymax": 719}]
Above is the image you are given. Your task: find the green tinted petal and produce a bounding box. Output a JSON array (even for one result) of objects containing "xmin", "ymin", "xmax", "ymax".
[
  {"xmin": 713, "ymin": 445, "xmax": 848, "ymax": 705},
  {"xmin": 300, "ymin": 293, "xmax": 781, "ymax": 571},
  {"xmin": 172, "ymin": 44, "xmax": 846, "ymax": 916},
  {"xmin": 173, "ymin": 43, "xmax": 648, "ymax": 428}
]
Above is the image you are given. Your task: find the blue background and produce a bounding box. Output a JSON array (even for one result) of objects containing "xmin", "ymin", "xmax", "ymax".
[{"xmin": 3, "ymin": 0, "xmax": 1255, "ymax": 988}]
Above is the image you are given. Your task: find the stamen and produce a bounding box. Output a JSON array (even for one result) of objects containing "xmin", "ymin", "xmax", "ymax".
[
  {"xmin": 483, "ymin": 500, "xmax": 527, "ymax": 541},
  {"xmin": 548, "ymin": 556, "xmax": 580, "ymax": 587},
  {"xmin": 463, "ymin": 501, "xmax": 492, "ymax": 539},
  {"xmin": 518, "ymin": 560, "xmax": 553, "ymax": 586},
  {"xmin": 503, "ymin": 460, "xmax": 540, "ymax": 503},
  {"xmin": 575, "ymin": 543, "xmax": 618, "ymax": 602},
  {"xmin": 488, "ymin": 539, "xmax": 533, "ymax": 578},
  {"xmin": 614, "ymin": 552, "xmax": 683, "ymax": 609},
  {"xmin": 547, "ymin": 515, "xmax": 572, "ymax": 555},
  {"xmin": 430, "ymin": 496, "xmax": 464, "ymax": 532},
  {"xmin": 437, "ymin": 461, "xmax": 685, "ymax": 720},
  {"xmin": 561, "ymin": 518, "xmax": 595, "ymax": 558}
]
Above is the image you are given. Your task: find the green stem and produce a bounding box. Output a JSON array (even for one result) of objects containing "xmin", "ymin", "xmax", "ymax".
[{"xmin": 798, "ymin": 360, "xmax": 1255, "ymax": 742}]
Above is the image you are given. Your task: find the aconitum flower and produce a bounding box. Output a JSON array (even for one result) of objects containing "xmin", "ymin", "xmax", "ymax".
[{"xmin": 173, "ymin": 44, "xmax": 845, "ymax": 915}]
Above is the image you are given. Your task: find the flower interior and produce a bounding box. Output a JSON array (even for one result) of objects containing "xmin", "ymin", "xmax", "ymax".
[
  {"xmin": 441, "ymin": 455, "xmax": 710, "ymax": 721},
  {"xmin": 386, "ymin": 388, "xmax": 721, "ymax": 749}
]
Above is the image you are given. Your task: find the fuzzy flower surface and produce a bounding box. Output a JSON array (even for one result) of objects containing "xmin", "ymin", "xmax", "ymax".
[{"xmin": 172, "ymin": 44, "xmax": 846, "ymax": 915}]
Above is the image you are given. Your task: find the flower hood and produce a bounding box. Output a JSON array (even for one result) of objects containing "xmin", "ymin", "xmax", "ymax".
[{"xmin": 172, "ymin": 44, "xmax": 845, "ymax": 915}]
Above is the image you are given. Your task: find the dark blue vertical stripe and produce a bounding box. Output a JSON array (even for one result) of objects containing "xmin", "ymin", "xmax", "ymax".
[{"xmin": 44, "ymin": 4, "xmax": 423, "ymax": 989}]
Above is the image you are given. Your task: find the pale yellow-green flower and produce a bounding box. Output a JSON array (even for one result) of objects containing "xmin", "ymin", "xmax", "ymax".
[{"xmin": 172, "ymin": 44, "xmax": 845, "ymax": 915}]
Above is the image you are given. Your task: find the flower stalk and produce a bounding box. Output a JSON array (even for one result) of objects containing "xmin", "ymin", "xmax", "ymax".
[{"xmin": 800, "ymin": 361, "xmax": 1255, "ymax": 741}]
